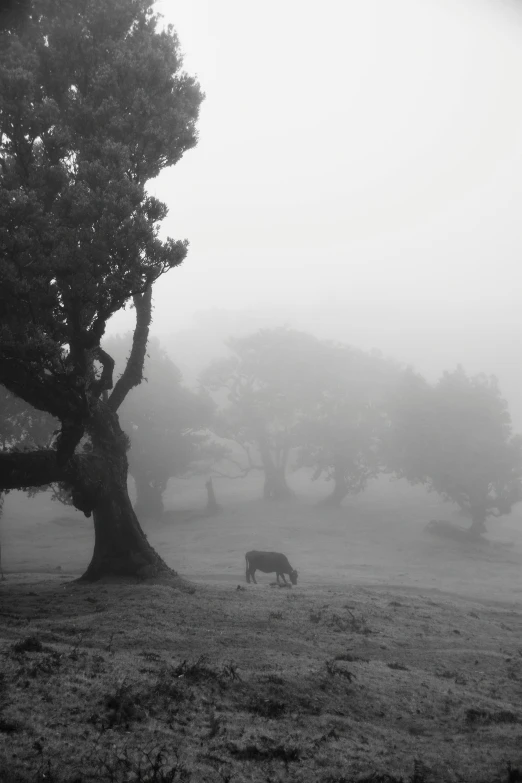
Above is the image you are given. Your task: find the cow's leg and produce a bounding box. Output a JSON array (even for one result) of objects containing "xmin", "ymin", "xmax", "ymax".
[
  {"xmin": 281, "ymin": 573, "xmax": 288, "ymax": 584},
  {"xmin": 276, "ymin": 572, "xmax": 283, "ymax": 584},
  {"xmin": 251, "ymin": 569, "xmax": 257, "ymax": 584},
  {"xmin": 246, "ymin": 565, "xmax": 251, "ymax": 583}
]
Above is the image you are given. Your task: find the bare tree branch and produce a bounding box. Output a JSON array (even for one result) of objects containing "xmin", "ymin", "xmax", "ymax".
[
  {"xmin": 210, "ymin": 452, "xmax": 263, "ymax": 480},
  {"xmin": 211, "ymin": 466, "xmax": 256, "ymax": 480}
]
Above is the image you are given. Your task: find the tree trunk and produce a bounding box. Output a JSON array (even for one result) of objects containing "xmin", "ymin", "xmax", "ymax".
[
  {"xmin": 82, "ymin": 480, "xmax": 168, "ymax": 581},
  {"xmin": 318, "ymin": 481, "xmax": 349, "ymax": 507},
  {"xmin": 205, "ymin": 477, "xmax": 222, "ymax": 515},
  {"xmin": 133, "ymin": 472, "xmax": 164, "ymax": 519},
  {"xmin": 467, "ymin": 496, "xmax": 488, "ymax": 538},
  {"xmin": 263, "ymin": 465, "xmax": 293, "ymax": 500},
  {"xmin": 258, "ymin": 436, "xmax": 293, "ymax": 501},
  {"xmin": 469, "ymin": 513, "xmax": 487, "ymax": 538},
  {"xmin": 80, "ymin": 404, "xmax": 172, "ymax": 581},
  {"xmin": 317, "ymin": 456, "xmax": 348, "ymax": 507}
]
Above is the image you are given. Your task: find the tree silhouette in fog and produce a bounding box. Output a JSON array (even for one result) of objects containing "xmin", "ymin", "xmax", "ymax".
[
  {"xmin": 297, "ymin": 345, "xmax": 401, "ymax": 507},
  {"xmin": 200, "ymin": 328, "xmax": 330, "ymax": 500},
  {"xmin": 201, "ymin": 328, "xmax": 401, "ymax": 505},
  {"xmin": 387, "ymin": 367, "xmax": 522, "ymax": 536},
  {"xmin": 104, "ymin": 334, "xmax": 219, "ymax": 519}
]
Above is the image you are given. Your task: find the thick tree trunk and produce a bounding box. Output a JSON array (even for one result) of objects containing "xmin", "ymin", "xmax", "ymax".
[
  {"xmin": 469, "ymin": 513, "xmax": 487, "ymax": 538},
  {"xmin": 317, "ymin": 457, "xmax": 349, "ymax": 507},
  {"xmin": 80, "ymin": 404, "xmax": 172, "ymax": 581},
  {"xmin": 263, "ymin": 466, "xmax": 293, "ymax": 500},
  {"xmin": 318, "ymin": 481, "xmax": 349, "ymax": 507},
  {"xmin": 258, "ymin": 435, "xmax": 293, "ymax": 501},
  {"xmin": 133, "ymin": 472, "xmax": 164, "ymax": 519},
  {"xmin": 82, "ymin": 479, "xmax": 168, "ymax": 581}
]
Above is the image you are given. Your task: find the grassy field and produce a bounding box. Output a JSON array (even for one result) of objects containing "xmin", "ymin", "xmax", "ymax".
[{"xmin": 1, "ymin": 473, "xmax": 521, "ymax": 782}]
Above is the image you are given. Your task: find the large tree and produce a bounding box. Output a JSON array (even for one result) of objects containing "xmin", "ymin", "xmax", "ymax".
[
  {"xmin": 104, "ymin": 334, "xmax": 217, "ymax": 519},
  {"xmin": 0, "ymin": 0, "xmax": 203, "ymax": 579},
  {"xmin": 200, "ymin": 328, "xmax": 328, "ymax": 500},
  {"xmin": 297, "ymin": 346, "xmax": 401, "ymax": 507},
  {"xmin": 387, "ymin": 367, "xmax": 522, "ymax": 536}
]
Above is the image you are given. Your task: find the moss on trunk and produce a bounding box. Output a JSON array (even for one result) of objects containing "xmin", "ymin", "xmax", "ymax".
[{"xmin": 79, "ymin": 403, "xmax": 171, "ymax": 581}]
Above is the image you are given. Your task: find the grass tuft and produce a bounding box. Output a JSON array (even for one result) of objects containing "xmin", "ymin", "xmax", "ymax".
[
  {"xmin": 12, "ymin": 635, "xmax": 43, "ymax": 653},
  {"xmin": 465, "ymin": 708, "xmax": 520, "ymax": 725},
  {"xmin": 227, "ymin": 741, "xmax": 300, "ymax": 762}
]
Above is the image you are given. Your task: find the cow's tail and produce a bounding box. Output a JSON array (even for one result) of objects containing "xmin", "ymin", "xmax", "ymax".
[{"xmin": 245, "ymin": 554, "xmax": 251, "ymax": 584}]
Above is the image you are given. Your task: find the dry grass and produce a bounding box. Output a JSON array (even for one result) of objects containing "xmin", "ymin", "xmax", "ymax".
[
  {"xmin": 1, "ymin": 474, "xmax": 522, "ymax": 781},
  {"xmin": 1, "ymin": 575, "xmax": 521, "ymax": 782}
]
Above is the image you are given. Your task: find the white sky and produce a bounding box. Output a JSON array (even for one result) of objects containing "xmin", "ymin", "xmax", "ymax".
[{"xmin": 108, "ymin": 0, "xmax": 522, "ymax": 402}]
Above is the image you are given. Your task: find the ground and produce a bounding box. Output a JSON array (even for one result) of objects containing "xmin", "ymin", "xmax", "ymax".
[{"xmin": 0, "ymin": 473, "xmax": 521, "ymax": 782}]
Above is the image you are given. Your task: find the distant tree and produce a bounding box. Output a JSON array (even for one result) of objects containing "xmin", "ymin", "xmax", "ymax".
[
  {"xmin": 103, "ymin": 334, "xmax": 218, "ymax": 519},
  {"xmin": 297, "ymin": 346, "xmax": 401, "ymax": 506},
  {"xmin": 0, "ymin": 0, "xmax": 203, "ymax": 579},
  {"xmin": 387, "ymin": 366, "xmax": 522, "ymax": 536},
  {"xmin": 200, "ymin": 328, "xmax": 328, "ymax": 500}
]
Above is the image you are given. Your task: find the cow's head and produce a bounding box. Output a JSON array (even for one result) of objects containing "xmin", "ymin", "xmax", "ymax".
[{"xmin": 289, "ymin": 569, "xmax": 298, "ymax": 585}]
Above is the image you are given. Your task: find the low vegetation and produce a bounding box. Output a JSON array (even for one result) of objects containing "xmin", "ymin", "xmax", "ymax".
[{"xmin": 1, "ymin": 570, "xmax": 521, "ymax": 782}]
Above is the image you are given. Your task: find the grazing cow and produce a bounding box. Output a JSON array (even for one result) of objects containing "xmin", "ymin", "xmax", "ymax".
[{"xmin": 245, "ymin": 550, "xmax": 298, "ymax": 585}]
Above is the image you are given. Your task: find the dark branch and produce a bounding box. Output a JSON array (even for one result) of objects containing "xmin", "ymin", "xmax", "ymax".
[
  {"xmin": 211, "ymin": 466, "xmax": 258, "ymax": 480},
  {"xmin": 108, "ymin": 286, "xmax": 152, "ymax": 412},
  {"xmin": 55, "ymin": 418, "xmax": 86, "ymax": 467},
  {"xmin": 0, "ymin": 449, "xmax": 64, "ymax": 491},
  {"xmin": 211, "ymin": 452, "xmax": 263, "ymax": 480},
  {"xmin": 0, "ymin": 447, "xmax": 107, "ymax": 518}
]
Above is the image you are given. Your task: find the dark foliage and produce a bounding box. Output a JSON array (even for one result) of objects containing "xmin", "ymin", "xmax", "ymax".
[{"xmin": 0, "ymin": 0, "xmax": 203, "ymax": 578}]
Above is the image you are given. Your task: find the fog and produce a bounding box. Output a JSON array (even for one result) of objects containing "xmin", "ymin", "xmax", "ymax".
[
  {"xmin": 4, "ymin": 0, "xmax": 522, "ymax": 566},
  {"xmin": 4, "ymin": 5, "xmax": 522, "ymax": 778},
  {"xmin": 105, "ymin": 0, "xmax": 522, "ymax": 426}
]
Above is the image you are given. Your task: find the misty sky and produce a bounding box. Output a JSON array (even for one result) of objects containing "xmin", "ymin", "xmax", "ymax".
[{"xmin": 108, "ymin": 0, "xmax": 522, "ymax": 398}]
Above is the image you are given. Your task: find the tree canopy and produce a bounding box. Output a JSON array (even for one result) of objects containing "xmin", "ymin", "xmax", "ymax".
[
  {"xmin": 297, "ymin": 345, "xmax": 401, "ymax": 506},
  {"xmin": 200, "ymin": 328, "xmax": 403, "ymax": 505},
  {"xmin": 200, "ymin": 328, "xmax": 330, "ymax": 499},
  {"xmin": 1, "ymin": 0, "xmax": 201, "ymax": 431},
  {"xmin": 387, "ymin": 366, "xmax": 522, "ymax": 534}
]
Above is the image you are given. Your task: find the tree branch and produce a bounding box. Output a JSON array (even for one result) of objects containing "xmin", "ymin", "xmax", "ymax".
[
  {"xmin": 108, "ymin": 286, "xmax": 152, "ymax": 412},
  {"xmin": 0, "ymin": 447, "xmax": 107, "ymax": 517},
  {"xmin": 211, "ymin": 466, "xmax": 257, "ymax": 480},
  {"xmin": 0, "ymin": 449, "xmax": 65, "ymax": 490}
]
